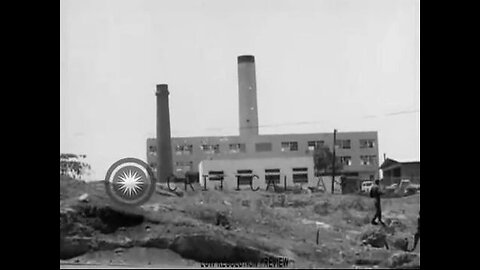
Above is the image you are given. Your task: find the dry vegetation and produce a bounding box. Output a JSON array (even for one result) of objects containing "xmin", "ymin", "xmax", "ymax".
[{"xmin": 60, "ymin": 176, "xmax": 420, "ymax": 268}]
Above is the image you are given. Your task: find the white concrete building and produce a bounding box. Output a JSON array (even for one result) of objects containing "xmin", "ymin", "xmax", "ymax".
[{"xmin": 198, "ymin": 156, "xmax": 317, "ymax": 190}]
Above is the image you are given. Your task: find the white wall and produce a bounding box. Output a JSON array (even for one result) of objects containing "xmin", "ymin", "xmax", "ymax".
[
  {"xmin": 319, "ymin": 176, "xmax": 343, "ymax": 194},
  {"xmin": 198, "ymin": 156, "xmax": 315, "ymax": 190}
]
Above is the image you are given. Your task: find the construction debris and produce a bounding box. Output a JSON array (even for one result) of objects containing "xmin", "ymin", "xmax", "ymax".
[{"xmin": 78, "ymin": 193, "xmax": 89, "ymax": 203}]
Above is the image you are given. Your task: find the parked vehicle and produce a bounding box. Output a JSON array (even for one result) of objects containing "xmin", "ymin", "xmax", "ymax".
[
  {"xmin": 395, "ymin": 179, "xmax": 410, "ymax": 193},
  {"xmin": 406, "ymin": 183, "xmax": 420, "ymax": 194},
  {"xmin": 386, "ymin": 183, "xmax": 398, "ymax": 190},
  {"xmin": 361, "ymin": 181, "xmax": 373, "ymax": 193},
  {"xmin": 399, "ymin": 179, "xmax": 411, "ymax": 187},
  {"xmin": 384, "ymin": 183, "xmax": 398, "ymax": 194},
  {"xmin": 407, "ymin": 183, "xmax": 420, "ymax": 190}
]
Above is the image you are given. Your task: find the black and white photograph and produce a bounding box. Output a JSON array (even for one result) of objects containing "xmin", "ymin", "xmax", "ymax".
[{"xmin": 60, "ymin": 0, "xmax": 420, "ymax": 268}]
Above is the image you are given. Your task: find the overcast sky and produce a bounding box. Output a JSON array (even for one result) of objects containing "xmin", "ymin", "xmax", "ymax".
[{"xmin": 60, "ymin": 0, "xmax": 419, "ymax": 181}]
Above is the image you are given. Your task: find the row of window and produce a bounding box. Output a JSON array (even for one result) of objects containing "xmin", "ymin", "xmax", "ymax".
[
  {"xmin": 149, "ymin": 155, "xmax": 377, "ymax": 172},
  {"xmin": 148, "ymin": 164, "xmax": 309, "ymax": 183},
  {"xmin": 205, "ymin": 168, "xmax": 309, "ymax": 184},
  {"xmin": 148, "ymin": 139, "xmax": 376, "ymax": 155},
  {"xmin": 338, "ymin": 155, "xmax": 377, "ymax": 166}
]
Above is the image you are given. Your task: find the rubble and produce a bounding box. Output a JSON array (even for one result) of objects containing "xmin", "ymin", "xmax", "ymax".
[
  {"xmin": 216, "ymin": 212, "xmax": 231, "ymax": 230},
  {"xmin": 359, "ymin": 225, "xmax": 389, "ymax": 249},
  {"xmin": 60, "ymin": 175, "xmax": 420, "ymax": 268},
  {"xmin": 388, "ymin": 252, "xmax": 420, "ymax": 268},
  {"xmin": 78, "ymin": 193, "xmax": 89, "ymax": 203},
  {"xmin": 155, "ymin": 189, "xmax": 177, "ymax": 197},
  {"xmin": 313, "ymin": 201, "xmax": 331, "ymax": 216},
  {"xmin": 60, "ymin": 236, "xmax": 92, "ymax": 260},
  {"xmin": 241, "ymin": 200, "xmax": 251, "ymax": 207},
  {"xmin": 390, "ymin": 236, "xmax": 410, "ymax": 251}
]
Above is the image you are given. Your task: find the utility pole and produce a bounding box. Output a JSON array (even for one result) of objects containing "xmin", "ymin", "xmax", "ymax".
[{"xmin": 332, "ymin": 129, "xmax": 337, "ymax": 194}]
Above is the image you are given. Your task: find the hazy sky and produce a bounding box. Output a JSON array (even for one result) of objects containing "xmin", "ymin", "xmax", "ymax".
[{"xmin": 60, "ymin": 0, "xmax": 419, "ymax": 180}]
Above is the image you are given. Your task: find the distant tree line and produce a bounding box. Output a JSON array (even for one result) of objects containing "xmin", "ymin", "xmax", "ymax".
[
  {"xmin": 60, "ymin": 153, "xmax": 91, "ymax": 180},
  {"xmin": 312, "ymin": 146, "xmax": 344, "ymax": 176}
]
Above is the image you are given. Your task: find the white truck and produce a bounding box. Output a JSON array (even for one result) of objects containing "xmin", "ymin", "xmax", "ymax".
[
  {"xmin": 361, "ymin": 181, "xmax": 373, "ymax": 193},
  {"xmin": 397, "ymin": 179, "xmax": 411, "ymax": 194}
]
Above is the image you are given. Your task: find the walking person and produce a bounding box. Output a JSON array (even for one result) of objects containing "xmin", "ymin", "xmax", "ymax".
[
  {"xmin": 370, "ymin": 179, "xmax": 386, "ymax": 226},
  {"xmin": 410, "ymin": 210, "xmax": 420, "ymax": 251}
]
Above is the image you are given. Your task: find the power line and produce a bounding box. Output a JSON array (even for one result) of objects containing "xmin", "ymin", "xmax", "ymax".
[{"xmin": 170, "ymin": 108, "xmax": 420, "ymax": 134}]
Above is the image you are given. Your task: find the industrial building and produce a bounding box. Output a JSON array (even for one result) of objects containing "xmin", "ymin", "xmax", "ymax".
[
  {"xmin": 147, "ymin": 55, "xmax": 379, "ymax": 184},
  {"xmin": 199, "ymin": 156, "xmax": 316, "ymax": 190},
  {"xmin": 380, "ymin": 158, "xmax": 420, "ymax": 185}
]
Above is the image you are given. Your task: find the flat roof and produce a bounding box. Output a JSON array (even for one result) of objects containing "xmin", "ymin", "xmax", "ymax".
[{"xmin": 147, "ymin": 130, "xmax": 378, "ymax": 141}]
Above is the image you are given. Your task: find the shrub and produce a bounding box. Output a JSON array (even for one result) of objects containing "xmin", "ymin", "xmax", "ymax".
[{"xmin": 314, "ymin": 200, "xmax": 331, "ymax": 216}]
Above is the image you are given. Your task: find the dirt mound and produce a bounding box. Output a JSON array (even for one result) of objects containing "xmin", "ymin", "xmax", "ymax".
[
  {"xmin": 63, "ymin": 247, "xmax": 198, "ymax": 267},
  {"xmin": 388, "ymin": 252, "xmax": 420, "ymax": 268},
  {"xmin": 60, "ymin": 177, "xmax": 420, "ymax": 268},
  {"xmin": 60, "ymin": 236, "xmax": 92, "ymax": 260},
  {"xmin": 60, "ymin": 176, "xmax": 88, "ymax": 199},
  {"xmin": 385, "ymin": 217, "xmax": 409, "ymax": 234},
  {"xmin": 359, "ymin": 225, "xmax": 389, "ymax": 249},
  {"xmin": 342, "ymin": 210, "xmax": 372, "ymax": 227},
  {"xmin": 170, "ymin": 234, "xmax": 293, "ymax": 264},
  {"xmin": 390, "ymin": 236, "xmax": 410, "ymax": 252},
  {"xmin": 313, "ymin": 196, "xmax": 374, "ymax": 217},
  {"xmin": 336, "ymin": 196, "xmax": 373, "ymax": 212},
  {"xmin": 61, "ymin": 205, "xmax": 145, "ymax": 235},
  {"xmin": 313, "ymin": 200, "xmax": 331, "ymax": 216}
]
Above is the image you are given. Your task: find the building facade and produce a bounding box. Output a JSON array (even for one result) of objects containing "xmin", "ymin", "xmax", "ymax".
[
  {"xmin": 198, "ymin": 156, "xmax": 316, "ymax": 190},
  {"xmin": 147, "ymin": 131, "xmax": 379, "ymax": 181},
  {"xmin": 147, "ymin": 55, "xmax": 380, "ymax": 182},
  {"xmin": 380, "ymin": 158, "xmax": 420, "ymax": 185}
]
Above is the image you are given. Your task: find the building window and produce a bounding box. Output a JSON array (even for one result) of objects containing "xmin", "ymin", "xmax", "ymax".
[
  {"xmin": 208, "ymin": 171, "xmax": 225, "ymax": 181},
  {"xmin": 281, "ymin": 141, "xmax": 298, "ymax": 152},
  {"xmin": 175, "ymin": 161, "xmax": 193, "ymax": 166},
  {"xmin": 340, "ymin": 156, "xmax": 352, "ymax": 166},
  {"xmin": 175, "ymin": 144, "xmax": 193, "ymax": 155},
  {"xmin": 265, "ymin": 168, "xmax": 281, "ymax": 184},
  {"xmin": 175, "ymin": 161, "xmax": 193, "ymax": 172},
  {"xmin": 148, "ymin": 146, "xmax": 157, "ymax": 156},
  {"xmin": 393, "ymin": 168, "xmax": 401, "ymax": 177},
  {"xmin": 292, "ymin": 167, "xmax": 308, "ymax": 183},
  {"xmin": 336, "ymin": 139, "xmax": 351, "ymax": 149},
  {"xmin": 237, "ymin": 169, "xmax": 254, "ymax": 185},
  {"xmin": 359, "ymin": 139, "xmax": 376, "ymax": 148},
  {"xmin": 307, "ymin": 141, "xmax": 324, "ymax": 151},
  {"xmin": 360, "ymin": 155, "xmax": 377, "ymax": 166},
  {"xmin": 255, "ymin": 142, "xmax": 272, "ymax": 152},
  {"xmin": 200, "ymin": 144, "xmax": 220, "ymax": 154},
  {"xmin": 229, "ymin": 143, "xmax": 246, "ymax": 154}
]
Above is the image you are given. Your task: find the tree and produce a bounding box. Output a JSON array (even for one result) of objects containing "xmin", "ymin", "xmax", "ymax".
[
  {"xmin": 312, "ymin": 146, "xmax": 344, "ymax": 176},
  {"xmin": 60, "ymin": 153, "xmax": 91, "ymax": 180}
]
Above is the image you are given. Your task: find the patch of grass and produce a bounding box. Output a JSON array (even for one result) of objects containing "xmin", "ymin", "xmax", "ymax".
[
  {"xmin": 336, "ymin": 196, "xmax": 374, "ymax": 212},
  {"xmin": 313, "ymin": 200, "xmax": 331, "ymax": 216},
  {"xmin": 341, "ymin": 209, "xmax": 372, "ymax": 227}
]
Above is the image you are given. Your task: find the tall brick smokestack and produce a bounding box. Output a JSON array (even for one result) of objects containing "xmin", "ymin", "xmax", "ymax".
[
  {"xmin": 156, "ymin": 84, "xmax": 173, "ymax": 182},
  {"xmin": 238, "ymin": 55, "xmax": 259, "ymax": 138}
]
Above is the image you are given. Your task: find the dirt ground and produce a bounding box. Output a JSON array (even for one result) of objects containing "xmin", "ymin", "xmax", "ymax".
[{"xmin": 60, "ymin": 176, "xmax": 420, "ymax": 268}]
